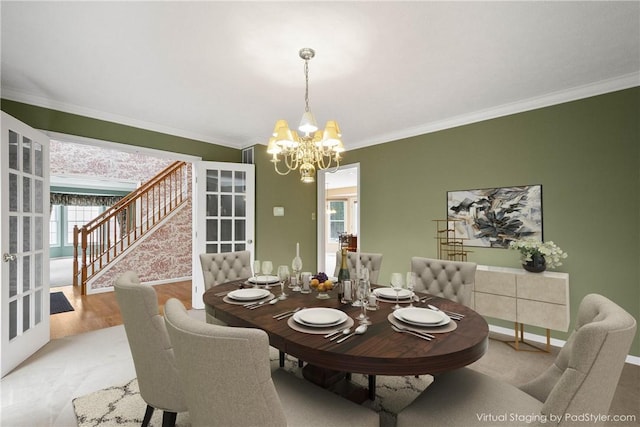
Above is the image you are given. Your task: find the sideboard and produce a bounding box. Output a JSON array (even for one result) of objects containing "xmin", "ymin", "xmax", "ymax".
[{"xmin": 471, "ymin": 265, "xmax": 570, "ymax": 351}]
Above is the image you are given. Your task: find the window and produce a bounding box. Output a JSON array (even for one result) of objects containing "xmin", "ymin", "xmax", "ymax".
[
  {"xmin": 65, "ymin": 206, "xmax": 102, "ymax": 245},
  {"xmin": 49, "ymin": 205, "xmax": 60, "ymax": 245},
  {"xmin": 328, "ymin": 200, "xmax": 346, "ymax": 242}
]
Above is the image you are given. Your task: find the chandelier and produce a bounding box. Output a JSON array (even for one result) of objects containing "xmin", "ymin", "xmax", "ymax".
[{"xmin": 266, "ymin": 48, "xmax": 345, "ymax": 183}]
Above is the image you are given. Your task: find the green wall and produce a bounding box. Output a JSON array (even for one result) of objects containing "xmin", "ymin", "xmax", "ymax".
[
  {"xmin": 253, "ymin": 145, "xmax": 318, "ymax": 272},
  {"xmin": 3, "ymin": 89, "xmax": 638, "ymax": 356},
  {"xmin": 346, "ymin": 88, "xmax": 639, "ymax": 355},
  {"xmin": 1, "ymin": 99, "xmax": 240, "ymax": 161}
]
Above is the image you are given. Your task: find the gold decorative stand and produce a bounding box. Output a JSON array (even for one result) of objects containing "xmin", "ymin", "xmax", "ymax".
[
  {"xmin": 433, "ymin": 219, "xmax": 472, "ymax": 261},
  {"xmin": 502, "ymin": 322, "xmax": 551, "ymax": 353}
]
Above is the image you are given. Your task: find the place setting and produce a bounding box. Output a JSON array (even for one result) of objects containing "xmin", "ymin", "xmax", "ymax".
[
  {"xmin": 245, "ymin": 260, "xmax": 281, "ymax": 288},
  {"xmin": 223, "ymin": 288, "xmax": 276, "ymax": 306},
  {"xmin": 246, "ymin": 275, "xmax": 280, "ymax": 287},
  {"xmin": 387, "ymin": 305, "xmax": 457, "ymax": 340},
  {"xmin": 372, "ymin": 287, "xmax": 413, "ymax": 306},
  {"xmin": 286, "ymin": 307, "xmax": 355, "ymax": 335}
]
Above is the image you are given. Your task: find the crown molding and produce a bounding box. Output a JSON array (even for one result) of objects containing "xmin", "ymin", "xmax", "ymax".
[
  {"xmin": 4, "ymin": 72, "xmax": 638, "ymax": 152},
  {"xmin": 347, "ymin": 72, "xmax": 640, "ymax": 150},
  {"xmin": 1, "ymin": 88, "xmax": 240, "ymax": 149}
]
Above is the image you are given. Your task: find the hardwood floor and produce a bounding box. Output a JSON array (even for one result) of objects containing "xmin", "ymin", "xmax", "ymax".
[{"xmin": 49, "ymin": 281, "xmax": 193, "ymax": 339}]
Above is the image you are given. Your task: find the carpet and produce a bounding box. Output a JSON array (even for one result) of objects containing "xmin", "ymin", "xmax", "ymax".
[
  {"xmin": 73, "ymin": 347, "xmax": 433, "ymax": 427},
  {"xmin": 50, "ymin": 291, "xmax": 74, "ymax": 314},
  {"xmin": 50, "ymin": 257, "xmax": 74, "ymax": 287}
]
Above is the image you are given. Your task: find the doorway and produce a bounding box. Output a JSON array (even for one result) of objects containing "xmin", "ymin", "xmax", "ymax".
[{"xmin": 316, "ymin": 164, "xmax": 360, "ymax": 275}]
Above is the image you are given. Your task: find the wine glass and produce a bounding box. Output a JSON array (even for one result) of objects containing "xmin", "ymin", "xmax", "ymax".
[
  {"xmin": 406, "ymin": 271, "xmax": 416, "ymax": 308},
  {"xmin": 356, "ymin": 280, "xmax": 371, "ymax": 325},
  {"xmin": 361, "ymin": 267, "xmax": 370, "ymax": 284},
  {"xmin": 291, "ymin": 256, "xmax": 303, "ymax": 289},
  {"xmin": 390, "ymin": 273, "xmax": 404, "ymax": 310},
  {"xmin": 262, "ymin": 261, "xmax": 273, "ymax": 289},
  {"xmin": 277, "ymin": 265, "xmax": 289, "ymax": 300},
  {"xmin": 351, "ymin": 267, "xmax": 367, "ymax": 307},
  {"xmin": 252, "ymin": 260, "xmax": 261, "ymax": 288}
]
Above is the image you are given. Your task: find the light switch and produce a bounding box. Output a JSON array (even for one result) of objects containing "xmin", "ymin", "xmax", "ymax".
[{"xmin": 273, "ymin": 206, "xmax": 285, "ymax": 217}]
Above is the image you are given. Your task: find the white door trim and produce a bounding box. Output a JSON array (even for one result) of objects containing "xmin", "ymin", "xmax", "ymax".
[{"xmin": 316, "ymin": 163, "xmax": 360, "ymax": 273}]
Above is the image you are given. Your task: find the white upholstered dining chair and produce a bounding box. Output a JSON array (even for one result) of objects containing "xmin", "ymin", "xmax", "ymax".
[
  {"xmin": 334, "ymin": 251, "xmax": 384, "ymax": 284},
  {"xmin": 114, "ymin": 271, "xmax": 187, "ymax": 427},
  {"xmin": 410, "ymin": 257, "xmax": 476, "ymax": 306},
  {"xmin": 396, "ymin": 293, "xmax": 637, "ymax": 427},
  {"xmin": 163, "ymin": 298, "xmax": 380, "ymax": 427},
  {"xmin": 199, "ymin": 250, "xmax": 252, "ymax": 325}
]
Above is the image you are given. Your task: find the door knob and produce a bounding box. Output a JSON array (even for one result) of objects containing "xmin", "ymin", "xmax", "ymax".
[
  {"xmin": 247, "ymin": 239, "xmax": 253, "ymax": 244},
  {"xmin": 3, "ymin": 253, "xmax": 17, "ymax": 262}
]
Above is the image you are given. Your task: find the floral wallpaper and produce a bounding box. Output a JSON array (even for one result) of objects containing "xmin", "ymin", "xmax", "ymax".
[
  {"xmin": 50, "ymin": 140, "xmax": 173, "ymax": 182},
  {"xmin": 89, "ymin": 197, "xmax": 192, "ymax": 290},
  {"xmin": 50, "ymin": 140, "xmax": 193, "ymax": 291}
]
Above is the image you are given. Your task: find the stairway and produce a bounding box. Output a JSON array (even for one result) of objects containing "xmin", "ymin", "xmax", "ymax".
[{"xmin": 73, "ymin": 161, "xmax": 189, "ymax": 294}]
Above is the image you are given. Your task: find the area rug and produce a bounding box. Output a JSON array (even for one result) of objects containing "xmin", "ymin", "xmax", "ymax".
[
  {"xmin": 73, "ymin": 348, "xmax": 433, "ymax": 427},
  {"xmin": 50, "ymin": 291, "xmax": 74, "ymax": 314}
]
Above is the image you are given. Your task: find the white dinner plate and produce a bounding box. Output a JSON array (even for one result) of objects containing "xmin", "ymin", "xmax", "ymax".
[
  {"xmin": 227, "ymin": 288, "xmax": 271, "ymax": 301},
  {"xmin": 293, "ymin": 308, "xmax": 348, "ymax": 327},
  {"xmin": 247, "ymin": 275, "xmax": 280, "ymax": 285},
  {"xmin": 393, "ymin": 307, "xmax": 450, "ymax": 326},
  {"xmin": 374, "ymin": 287, "xmax": 412, "ymax": 300}
]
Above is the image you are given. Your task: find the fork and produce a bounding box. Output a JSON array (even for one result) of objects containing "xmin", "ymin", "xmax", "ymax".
[
  {"xmin": 391, "ymin": 325, "xmax": 433, "ymax": 341},
  {"xmin": 427, "ymin": 304, "xmax": 464, "ymax": 320}
]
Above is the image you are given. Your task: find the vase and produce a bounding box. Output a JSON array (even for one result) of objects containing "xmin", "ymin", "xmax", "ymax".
[{"xmin": 523, "ymin": 253, "xmax": 546, "ymax": 273}]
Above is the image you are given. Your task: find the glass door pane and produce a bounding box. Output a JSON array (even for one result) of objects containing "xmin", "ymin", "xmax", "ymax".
[
  {"xmin": 193, "ymin": 161, "xmax": 254, "ymax": 310},
  {"xmin": 1, "ymin": 112, "xmax": 50, "ymax": 376},
  {"xmin": 203, "ymin": 167, "xmax": 251, "ymax": 254}
]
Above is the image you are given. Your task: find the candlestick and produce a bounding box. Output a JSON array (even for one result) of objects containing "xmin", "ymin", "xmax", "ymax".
[{"xmin": 296, "ymin": 242, "xmax": 300, "ymax": 257}]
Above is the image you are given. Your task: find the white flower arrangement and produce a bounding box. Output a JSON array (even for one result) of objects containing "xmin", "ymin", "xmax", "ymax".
[{"xmin": 509, "ymin": 238, "xmax": 568, "ymax": 269}]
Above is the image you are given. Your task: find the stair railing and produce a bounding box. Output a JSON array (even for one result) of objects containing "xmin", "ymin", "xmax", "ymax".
[{"xmin": 73, "ymin": 161, "xmax": 188, "ymax": 294}]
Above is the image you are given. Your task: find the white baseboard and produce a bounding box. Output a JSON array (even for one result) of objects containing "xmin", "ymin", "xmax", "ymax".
[
  {"xmin": 86, "ymin": 285, "xmax": 114, "ymax": 295},
  {"xmin": 86, "ymin": 275, "xmax": 192, "ymax": 295},
  {"xmin": 488, "ymin": 324, "xmax": 640, "ymax": 366},
  {"xmin": 145, "ymin": 276, "xmax": 192, "ymax": 286}
]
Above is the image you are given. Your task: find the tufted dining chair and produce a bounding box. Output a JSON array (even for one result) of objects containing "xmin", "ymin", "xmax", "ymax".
[
  {"xmin": 200, "ymin": 250, "xmax": 252, "ymax": 325},
  {"xmin": 397, "ymin": 293, "xmax": 637, "ymax": 427},
  {"xmin": 410, "ymin": 257, "xmax": 476, "ymax": 306},
  {"xmin": 114, "ymin": 271, "xmax": 187, "ymax": 427},
  {"xmin": 163, "ymin": 298, "xmax": 380, "ymax": 427},
  {"xmin": 334, "ymin": 251, "xmax": 384, "ymax": 284}
]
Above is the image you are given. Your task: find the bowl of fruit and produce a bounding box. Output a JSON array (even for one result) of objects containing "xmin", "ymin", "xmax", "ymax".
[{"xmin": 310, "ymin": 272, "xmax": 334, "ymax": 299}]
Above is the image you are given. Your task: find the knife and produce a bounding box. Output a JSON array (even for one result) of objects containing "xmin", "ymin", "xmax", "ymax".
[{"xmin": 273, "ymin": 307, "xmax": 303, "ymax": 320}]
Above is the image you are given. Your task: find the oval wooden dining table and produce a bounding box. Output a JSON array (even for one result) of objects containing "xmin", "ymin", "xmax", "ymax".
[{"xmin": 203, "ymin": 281, "xmax": 489, "ymax": 401}]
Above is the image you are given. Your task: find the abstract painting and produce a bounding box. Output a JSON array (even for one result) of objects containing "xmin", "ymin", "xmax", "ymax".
[{"xmin": 447, "ymin": 185, "xmax": 542, "ymax": 248}]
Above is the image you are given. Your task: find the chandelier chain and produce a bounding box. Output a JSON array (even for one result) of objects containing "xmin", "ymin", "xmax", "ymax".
[{"xmin": 304, "ymin": 59, "xmax": 310, "ymax": 113}]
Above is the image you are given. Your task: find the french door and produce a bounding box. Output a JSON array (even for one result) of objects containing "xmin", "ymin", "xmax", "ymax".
[
  {"xmin": 192, "ymin": 162, "xmax": 255, "ymax": 309},
  {"xmin": 1, "ymin": 112, "xmax": 50, "ymax": 377}
]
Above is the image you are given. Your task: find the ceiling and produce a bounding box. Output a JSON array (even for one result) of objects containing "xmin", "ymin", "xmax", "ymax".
[{"xmin": 2, "ymin": 2, "xmax": 638, "ymax": 151}]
